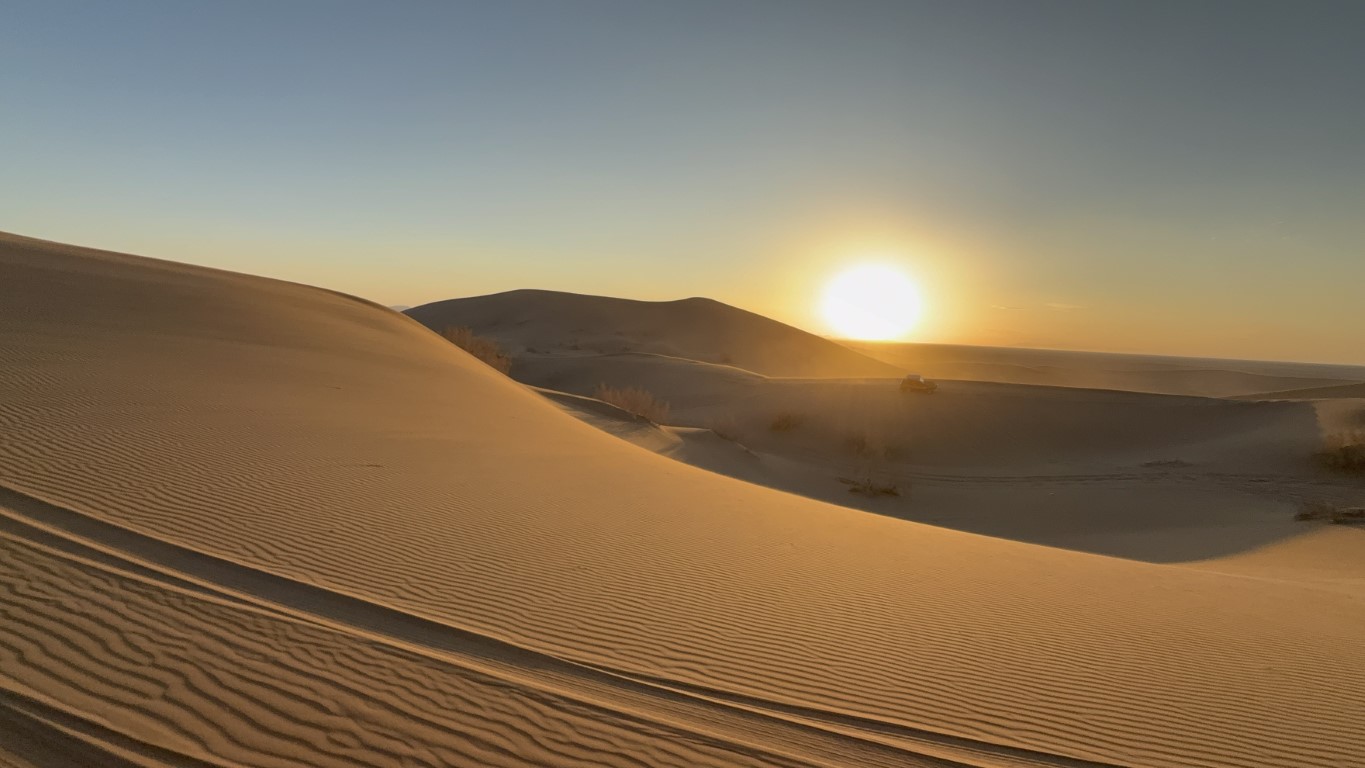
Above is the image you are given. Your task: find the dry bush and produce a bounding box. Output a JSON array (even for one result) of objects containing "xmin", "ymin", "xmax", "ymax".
[
  {"xmin": 846, "ymin": 479, "xmax": 900, "ymax": 497},
  {"xmin": 1317, "ymin": 431, "xmax": 1365, "ymax": 473},
  {"xmin": 441, "ymin": 327, "xmax": 511, "ymax": 375},
  {"xmin": 841, "ymin": 431, "xmax": 905, "ymax": 498},
  {"xmin": 1296, "ymin": 500, "xmax": 1365, "ymax": 524},
  {"xmin": 844, "ymin": 434, "xmax": 906, "ymax": 461},
  {"xmin": 1296, "ymin": 500, "xmax": 1337, "ymax": 521},
  {"xmin": 595, "ymin": 384, "xmax": 671, "ymax": 424},
  {"xmin": 770, "ymin": 411, "xmax": 804, "ymax": 432},
  {"xmin": 843, "ymin": 433, "xmax": 875, "ymax": 457}
]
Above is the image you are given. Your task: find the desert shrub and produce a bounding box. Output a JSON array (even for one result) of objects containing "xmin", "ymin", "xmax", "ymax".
[
  {"xmin": 1296, "ymin": 500, "xmax": 1365, "ymax": 524},
  {"xmin": 1296, "ymin": 500, "xmax": 1336, "ymax": 521},
  {"xmin": 441, "ymin": 326, "xmax": 511, "ymax": 375},
  {"xmin": 841, "ymin": 430, "xmax": 906, "ymax": 498},
  {"xmin": 1141, "ymin": 458, "xmax": 1192, "ymax": 469},
  {"xmin": 847, "ymin": 479, "xmax": 900, "ymax": 497},
  {"xmin": 770, "ymin": 411, "xmax": 804, "ymax": 432},
  {"xmin": 595, "ymin": 384, "xmax": 671, "ymax": 424},
  {"xmin": 844, "ymin": 433, "xmax": 905, "ymax": 461},
  {"xmin": 1317, "ymin": 431, "xmax": 1365, "ymax": 473}
]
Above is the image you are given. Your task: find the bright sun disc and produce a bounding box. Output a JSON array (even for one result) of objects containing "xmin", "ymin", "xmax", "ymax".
[{"xmin": 821, "ymin": 263, "xmax": 923, "ymax": 340}]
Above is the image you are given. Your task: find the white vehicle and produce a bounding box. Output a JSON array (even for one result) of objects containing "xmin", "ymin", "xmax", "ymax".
[{"xmin": 900, "ymin": 374, "xmax": 938, "ymax": 393}]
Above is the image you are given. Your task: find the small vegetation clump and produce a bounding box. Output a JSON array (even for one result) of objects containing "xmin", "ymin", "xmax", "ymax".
[
  {"xmin": 844, "ymin": 434, "xmax": 870, "ymax": 456},
  {"xmin": 769, "ymin": 411, "xmax": 805, "ymax": 432},
  {"xmin": 843, "ymin": 433, "xmax": 906, "ymax": 461},
  {"xmin": 1317, "ymin": 431, "xmax": 1365, "ymax": 473},
  {"xmin": 595, "ymin": 384, "xmax": 671, "ymax": 424},
  {"xmin": 842, "ymin": 477, "xmax": 901, "ymax": 497},
  {"xmin": 441, "ymin": 326, "xmax": 511, "ymax": 375},
  {"xmin": 1140, "ymin": 458, "xmax": 1193, "ymax": 469},
  {"xmin": 840, "ymin": 431, "xmax": 906, "ymax": 498},
  {"xmin": 1296, "ymin": 500, "xmax": 1365, "ymax": 525}
]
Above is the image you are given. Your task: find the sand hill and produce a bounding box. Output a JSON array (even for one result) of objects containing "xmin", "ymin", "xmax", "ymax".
[
  {"xmin": 526, "ymin": 352, "xmax": 1365, "ymax": 562},
  {"xmin": 3, "ymin": 230, "xmax": 1365, "ymax": 767},
  {"xmin": 406, "ymin": 289, "xmax": 903, "ymax": 378},
  {"xmin": 1239, "ymin": 382, "xmax": 1365, "ymax": 401},
  {"xmin": 433, "ymin": 329, "xmax": 1365, "ymax": 562},
  {"xmin": 848, "ymin": 341, "xmax": 1365, "ymax": 398}
]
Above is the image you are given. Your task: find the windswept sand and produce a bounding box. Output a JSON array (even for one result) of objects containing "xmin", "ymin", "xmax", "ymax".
[{"xmin": 3, "ymin": 231, "xmax": 1365, "ymax": 767}]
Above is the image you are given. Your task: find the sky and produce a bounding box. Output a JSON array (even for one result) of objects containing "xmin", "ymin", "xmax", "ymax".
[{"xmin": 4, "ymin": 0, "xmax": 1363, "ymax": 364}]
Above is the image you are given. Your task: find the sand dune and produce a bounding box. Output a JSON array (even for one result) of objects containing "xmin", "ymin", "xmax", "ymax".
[
  {"xmin": 849, "ymin": 341, "xmax": 1365, "ymax": 398},
  {"xmin": 1190, "ymin": 526, "xmax": 1365, "ymax": 595},
  {"xmin": 406, "ymin": 288, "xmax": 904, "ymax": 378},
  {"xmin": 4, "ymin": 231, "xmax": 1365, "ymax": 767},
  {"xmin": 537, "ymin": 361, "xmax": 1364, "ymax": 562},
  {"xmin": 1239, "ymin": 382, "xmax": 1365, "ymax": 401},
  {"xmin": 510, "ymin": 354, "xmax": 1320, "ymax": 470},
  {"xmin": 502, "ymin": 335, "xmax": 1365, "ymax": 563}
]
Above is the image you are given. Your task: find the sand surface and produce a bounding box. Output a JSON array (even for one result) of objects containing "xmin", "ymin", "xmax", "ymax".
[
  {"xmin": 483, "ymin": 345, "xmax": 1365, "ymax": 562},
  {"xmin": 848, "ymin": 341, "xmax": 1365, "ymax": 398},
  {"xmin": 4, "ymin": 231, "xmax": 1365, "ymax": 767},
  {"xmin": 1239, "ymin": 382, "xmax": 1365, "ymax": 400}
]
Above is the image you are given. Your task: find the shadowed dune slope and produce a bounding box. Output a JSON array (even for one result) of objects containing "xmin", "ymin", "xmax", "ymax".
[
  {"xmin": 507, "ymin": 353, "xmax": 1324, "ymax": 471},
  {"xmin": 536, "ymin": 364, "xmax": 1365, "ymax": 565},
  {"xmin": 406, "ymin": 288, "xmax": 903, "ymax": 378},
  {"xmin": 3, "ymin": 231, "xmax": 1365, "ymax": 767}
]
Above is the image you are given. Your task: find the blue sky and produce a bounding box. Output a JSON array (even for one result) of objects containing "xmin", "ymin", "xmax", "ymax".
[{"xmin": 4, "ymin": 1, "xmax": 1363, "ymax": 362}]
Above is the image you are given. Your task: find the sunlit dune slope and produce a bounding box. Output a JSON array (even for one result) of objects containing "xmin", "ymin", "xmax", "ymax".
[
  {"xmin": 406, "ymin": 288, "xmax": 903, "ymax": 378},
  {"xmin": 3, "ymin": 231, "xmax": 1365, "ymax": 768}
]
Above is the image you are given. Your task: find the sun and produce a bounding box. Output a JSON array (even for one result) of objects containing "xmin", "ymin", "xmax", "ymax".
[{"xmin": 821, "ymin": 263, "xmax": 923, "ymax": 341}]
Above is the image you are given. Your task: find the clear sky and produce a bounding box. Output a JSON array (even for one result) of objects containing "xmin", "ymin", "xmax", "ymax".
[{"xmin": 4, "ymin": 1, "xmax": 1363, "ymax": 363}]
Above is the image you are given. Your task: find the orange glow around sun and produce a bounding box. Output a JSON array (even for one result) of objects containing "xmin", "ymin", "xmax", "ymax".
[{"xmin": 820, "ymin": 263, "xmax": 924, "ymax": 340}]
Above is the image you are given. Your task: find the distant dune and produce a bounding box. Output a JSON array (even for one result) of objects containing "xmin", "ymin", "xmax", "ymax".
[
  {"xmin": 848, "ymin": 340, "xmax": 1365, "ymax": 398},
  {"xmin": 4, "ymin": 230, "xmax": 1365, "ymax": 767},
  {"xmin": 406, "ymin": 289, "xmax": 903, "ymax": 378},
  {"xmin": 1238, "ymin": 381, "xmax": 1365, "ymax": 401}
]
